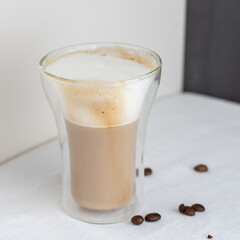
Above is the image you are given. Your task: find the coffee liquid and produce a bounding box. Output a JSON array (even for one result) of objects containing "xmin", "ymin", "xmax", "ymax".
[{"xmin": 65, "ymin": 119, "xmax": 138, "ymax": 210}]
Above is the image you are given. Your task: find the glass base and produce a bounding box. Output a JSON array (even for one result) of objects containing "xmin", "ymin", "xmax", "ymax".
[{"xmin": 63, "ymin": 196, "xmax": 141, "ymax": 224}]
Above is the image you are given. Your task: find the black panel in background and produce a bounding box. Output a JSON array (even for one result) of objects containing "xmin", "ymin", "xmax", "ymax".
[{"xmin": 184, "ymin": 0, "xmax": 240, "ymax": 102}]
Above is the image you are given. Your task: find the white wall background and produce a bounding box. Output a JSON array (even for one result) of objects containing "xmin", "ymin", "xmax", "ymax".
[{"xmin": 0, "ymin": 0, "xmax": 186, "ymax": 163}]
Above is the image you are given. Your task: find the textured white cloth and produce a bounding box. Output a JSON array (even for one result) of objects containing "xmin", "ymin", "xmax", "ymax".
[{"xmin": 1, "ymin": 93, "xmax": 240, "ymax": 240}]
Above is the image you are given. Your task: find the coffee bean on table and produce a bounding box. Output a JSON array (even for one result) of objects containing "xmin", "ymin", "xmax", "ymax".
[
  {"xmin": 145, "ymin": 213, "xmax": 161, "ymax": 222},
  {"xmin": 194, "ymin": 164, "xmax": 208, "ymax": 172},
  {"xmin": 207, "ymin": 234, "xmax": 213, "ymax": 239},
  {"xmin": 179, "ymin": 204, "xmax": 186, "ymax": 213},
  {"xmin": 131, "ymin": 215, "xmax": 144, "ymax": 225},
  {"xmin": 192, "ymin": 203, "xmax": 205, "ymax": 212},
  {"xmin": 144, "ymin": 168, "xmax": 152, "ymax": 176},
  {"xmin": 183, "ymin": 206, "xmax": 195, "ymax": 216}
]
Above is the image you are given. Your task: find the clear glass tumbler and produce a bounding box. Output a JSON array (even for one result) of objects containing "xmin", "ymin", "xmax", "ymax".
[{"xmin": 39, "ymin": 43, "xmax": 161, "ymax": 223}]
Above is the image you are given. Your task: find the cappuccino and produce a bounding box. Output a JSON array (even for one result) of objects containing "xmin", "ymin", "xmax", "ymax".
[{"xmin": 44, "ymin": 46, "xmax": 156, "ymax": 210}]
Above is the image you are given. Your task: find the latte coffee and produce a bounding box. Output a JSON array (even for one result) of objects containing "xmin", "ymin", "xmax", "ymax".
[{"xmin": 44, "ymin": 46, "xmax": 157, "ymax": 211}]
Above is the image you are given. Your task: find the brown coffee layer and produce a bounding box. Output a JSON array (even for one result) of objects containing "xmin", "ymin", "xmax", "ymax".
[{"xmin": 65, "ymin": 119, "xmax": 138, "ymax": 211}]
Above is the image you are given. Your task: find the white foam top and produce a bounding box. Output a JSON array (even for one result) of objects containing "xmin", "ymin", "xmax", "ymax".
[
  {"xmin": 44, "ymin": 50, "xmax": 155, "ymax": 127},
  {"xmin": 46, "ymin": 53, "xmax": 149, "ymax": 81}
]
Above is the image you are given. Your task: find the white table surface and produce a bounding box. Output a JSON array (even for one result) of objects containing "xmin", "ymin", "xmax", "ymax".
[{"xmin": 1, "ymin": 93, "xmax": 240, "ymax": 240}]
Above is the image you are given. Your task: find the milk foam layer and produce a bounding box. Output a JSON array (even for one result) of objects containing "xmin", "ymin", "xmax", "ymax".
[
  {"xmin": 44, "ymin": 47, "xmax": 156, "ymax": 127},
  {"xmin": 46, "ymin": 53, "xmax": 150, "ymax": 81}
]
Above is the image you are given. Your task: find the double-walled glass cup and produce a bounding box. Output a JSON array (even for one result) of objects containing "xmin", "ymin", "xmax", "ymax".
[{"xmin": 39, "ymin": 43, "xmax": 161, "ymax": 224}]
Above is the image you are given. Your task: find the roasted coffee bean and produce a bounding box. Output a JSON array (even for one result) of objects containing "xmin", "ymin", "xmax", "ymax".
[
  {"xmin": 194, "ymin": 164, "xmax": 208, "ymax": 172},
  {"xmin": 145, "ymin": 213, "xmax": 161, "ymax": 222},
  {"xmin": 144, "ymin": 168, "xmax": 152, "ymax": 176},
  {"xmin": 207, "ymin": 234, "xmax": 213, "ymax": 239},
  {"xmin": 131, "ymin": 215, "xmax": 144, "ymax": 225},
  {"xmin": 179, "ymin": 204, "xmax": 186, "ymax": 213},
  {"xmin": 192, "ymin": 203, "xmax": 205, "ymax": 212},
  {"xmin": 183, "ymin": 206, "xmax": 195, "ymax": 216}
]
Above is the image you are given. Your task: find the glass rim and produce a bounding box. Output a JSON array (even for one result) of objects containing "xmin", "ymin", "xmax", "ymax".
[{"xmin": 39, "ymin": 42, "xmax": 162, "ymax": 86}]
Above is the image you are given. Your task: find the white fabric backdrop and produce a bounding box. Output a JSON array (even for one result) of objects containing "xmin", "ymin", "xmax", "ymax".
[{"xmin": 0, "ymin": 0, "xmax": 186, "ymax": 162}]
